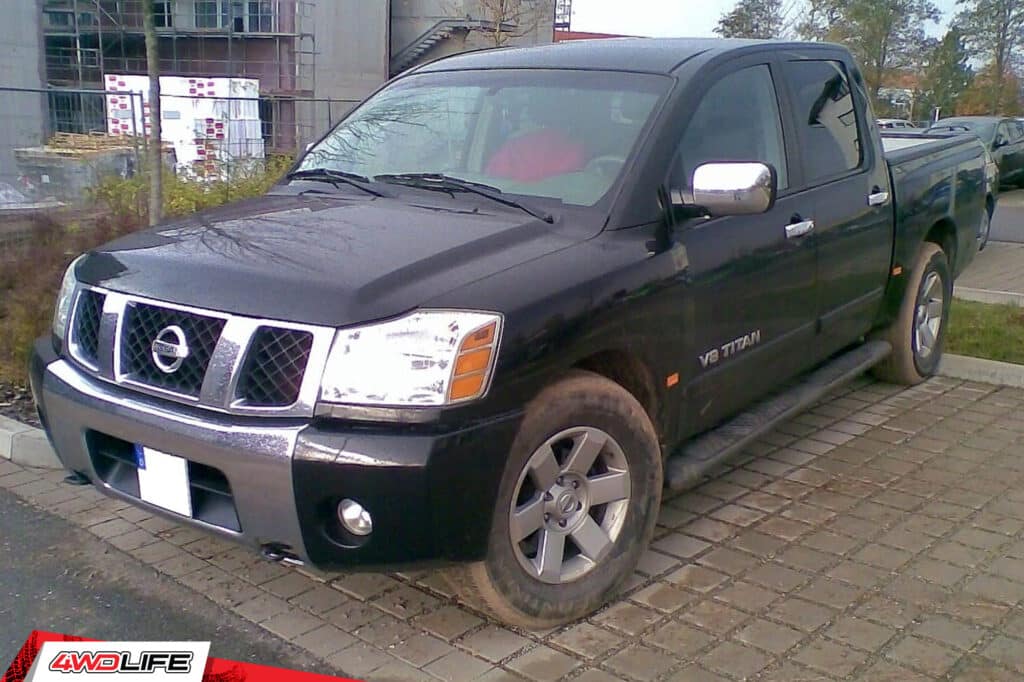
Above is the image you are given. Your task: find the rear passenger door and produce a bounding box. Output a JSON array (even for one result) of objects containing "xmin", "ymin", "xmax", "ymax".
[{"xmin": 780, "ymin": 58, "xmax": 893, "ymax": 358}]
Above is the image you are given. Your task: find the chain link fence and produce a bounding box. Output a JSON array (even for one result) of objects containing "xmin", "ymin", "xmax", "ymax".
[{"xmin": 0, "ymin": 84, "xmax": 357, "ymax": 221}]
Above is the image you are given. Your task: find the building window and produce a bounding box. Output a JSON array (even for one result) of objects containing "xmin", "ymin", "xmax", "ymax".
[
  {"xmin": 195, "ymin": 0, "xmax": 220, "ymax": 28},
  {"xmin": 48, "ymin": 91, "xmax": 106, "ymax": 134},
  {"xmin": 248, "ymin": 1, "xmax": 273, "ymax": 32},
  {"xmin": 43, "ymin": 10, "xmax": 73, "ymax": 28},
  {"xmin": 154, "ymin": 1, "xmax": 173, "ymax": 28}
]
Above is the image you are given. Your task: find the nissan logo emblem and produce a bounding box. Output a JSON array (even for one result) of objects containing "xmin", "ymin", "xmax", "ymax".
[{"xmin": 150, "ymin": 325, "xmax": 190, "ymax": 374}]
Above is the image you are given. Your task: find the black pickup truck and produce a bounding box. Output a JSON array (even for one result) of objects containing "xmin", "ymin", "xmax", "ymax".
[{"xmin": 31, "ymin": 38, "xmax": 991, "ymax": 628}]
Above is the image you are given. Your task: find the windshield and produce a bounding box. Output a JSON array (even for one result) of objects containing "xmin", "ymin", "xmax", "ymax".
[
  {"xmin": 297, "ymin": 69, "xmax": 668, "ymax": 207},
  {"xmin": 929, "ymin": 119, "xmax": 997, "ymax": 141}
]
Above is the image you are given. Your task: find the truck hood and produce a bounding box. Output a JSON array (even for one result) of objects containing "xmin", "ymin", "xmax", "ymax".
[{"xmin": 78, "ymin": 190, "xmax": 588, "ymax": 327}]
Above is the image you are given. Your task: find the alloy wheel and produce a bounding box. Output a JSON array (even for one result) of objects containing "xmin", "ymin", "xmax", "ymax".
[
  {"xmin": 913, "ymin": 271, "xmax": 944, "ymax": 359},
  {"xmin": 509, "ymin": 427, "xmax": 631, "ymax": 584}
]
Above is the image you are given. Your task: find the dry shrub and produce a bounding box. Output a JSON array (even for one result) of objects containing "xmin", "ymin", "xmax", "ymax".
[{"xmin": 0, "ymin": 154, "xmax": 294, "ymax": 386}]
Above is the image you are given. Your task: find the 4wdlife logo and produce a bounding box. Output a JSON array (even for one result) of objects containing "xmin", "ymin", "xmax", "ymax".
[
  {"xmin": 47, "ymin": 651, "xmax": 193, "ymax": 674},
  {"xmin": 26, "ymin": 643, "xmax": 209, "ymax": 682}
]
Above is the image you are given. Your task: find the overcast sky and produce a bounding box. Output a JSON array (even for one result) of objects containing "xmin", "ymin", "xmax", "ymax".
[{"xmin": 570, "ymin": 0, "xmax": 957, "ymax": 39}]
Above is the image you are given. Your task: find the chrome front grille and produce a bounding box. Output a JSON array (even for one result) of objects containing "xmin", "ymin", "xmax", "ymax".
[
  {"xmin": 120, "ymin": 302, "xmax": 226, "ymax": 398},
  {"xmin": 65, "ymin": 286, "xmax": 334, "ymax": 417},
  {"xmin": 69, "ymin": 289, "xmax": 105, "ymax": 368},
  {"xmin": 238, "ymin": 327, "xmax": 314, "ymax": 407}
]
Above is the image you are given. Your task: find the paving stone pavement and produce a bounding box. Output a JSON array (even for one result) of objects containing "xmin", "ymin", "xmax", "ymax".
[
  {"xmin": 956, "ymin": 242, "xmax": 1024, "ymax": 300},
  {"xmin": 6, "ymin": 375, "xmax": 1024, "ymax": 681}
]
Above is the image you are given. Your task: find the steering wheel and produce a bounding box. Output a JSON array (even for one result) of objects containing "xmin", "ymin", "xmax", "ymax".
[{"xmin": 585, "ymin": 155, "xmax": 627, "ymax": 177}]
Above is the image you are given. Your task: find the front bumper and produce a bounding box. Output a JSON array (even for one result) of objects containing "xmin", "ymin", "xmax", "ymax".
[{"xmin": 30, "ymin": 339, "xmax": 522, "ymax": 568}]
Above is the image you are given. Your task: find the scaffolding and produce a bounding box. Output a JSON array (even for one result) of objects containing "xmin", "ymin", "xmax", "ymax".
[
  {"xmin": 40, "ymin": 0, "xmax": 317, "ymax": 151},
  {"xmin": 42, "ymin": 1, "xmax": 315, "ymax": 90},
  {"xmin": 554, "ymin": 0, "xmax": 571, "ymax": 31}
]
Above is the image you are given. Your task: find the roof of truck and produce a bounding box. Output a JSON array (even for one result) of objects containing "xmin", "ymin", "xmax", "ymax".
[{"xmin": 413, "ymin": 37, "xmax": 838, "ymax": 76}]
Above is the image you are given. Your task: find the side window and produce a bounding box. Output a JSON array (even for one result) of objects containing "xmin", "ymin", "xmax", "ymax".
[
  {"xmin": 786, "ymin": 60, "xmax": 862, "ymax": 182},
  {"xmin": 674, "ymin": 64, "xmax": 789, "ymax": 191}
]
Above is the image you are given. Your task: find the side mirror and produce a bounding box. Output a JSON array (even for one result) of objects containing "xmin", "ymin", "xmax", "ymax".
[
  {"xmin": 672, "ymin": 162, "xmax": 777, "ymax": 218},
  {"xmin": 994, "ymin": 135, "xmax": 1007, "ymax": 149}
]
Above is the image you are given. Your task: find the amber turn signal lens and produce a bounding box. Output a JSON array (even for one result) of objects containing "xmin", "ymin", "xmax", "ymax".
[
  {"xmin": 461, "ymin": 322, "xmax": 496, "ymax": 350},
  {"xmin": 449, "ymin": 373, "xmax": 486, "ymax": 401},
  {"xmin": 447, "ymin": 320, "xmax": 500, "ymax": 402},
  {"xmin": 455, "ymin": 348, "xmax": 491, "ymax": 375}
]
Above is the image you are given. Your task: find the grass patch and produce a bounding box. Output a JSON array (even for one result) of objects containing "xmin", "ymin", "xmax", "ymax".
[{"xmin": 946, "ymin": 299, "xmax": 1024, "ymax": 365}]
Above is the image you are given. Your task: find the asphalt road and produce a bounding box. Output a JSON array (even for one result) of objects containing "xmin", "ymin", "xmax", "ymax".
[
  {"xmin": 0, "ymin": 488, "xmax": 344, "ymax": 676},
  {"xmin": 991, "ymin": 188, "xmax": 1024, "ymax": 243}
]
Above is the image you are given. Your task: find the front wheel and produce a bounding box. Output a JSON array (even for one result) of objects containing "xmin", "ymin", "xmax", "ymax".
[
  {"xmin": 872, "ymin": 242, "xmax": 952, "ymax": 385},
  {"xmin": 446, "ymin": 370, "xmax": 662, "ymax": 629}
]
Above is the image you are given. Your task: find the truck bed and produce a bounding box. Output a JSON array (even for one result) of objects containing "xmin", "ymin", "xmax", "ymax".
[
  {"xmin": 881, "ymin": 131, "xmax": 989, "ymax": 280},
  {"xmin": 881, "ymin": 131, "xmax": 977, "ymax": 163}
]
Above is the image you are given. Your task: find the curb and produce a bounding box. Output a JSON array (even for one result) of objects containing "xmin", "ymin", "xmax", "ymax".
[
  {"xmin": 937, "ymin": 353, "xmax": 1024, "ymax": 388},
  {"xmin": 0, "ymin": 415, "xmax": 61, "ymax": 469},
  {"xmin": 953, "ymin": 286, "xmax": 1024, "ymax": 307}
]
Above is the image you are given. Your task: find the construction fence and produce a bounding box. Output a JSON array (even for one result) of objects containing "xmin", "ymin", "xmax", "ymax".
[{"xmin": 0, "ymin": 84, "xmax": 358, "ymax": 215}]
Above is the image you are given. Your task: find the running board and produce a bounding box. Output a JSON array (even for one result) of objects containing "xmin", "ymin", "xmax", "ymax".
[{"xmin": 665, "ymin": 340, "xmax": 892, "ymax": 491}]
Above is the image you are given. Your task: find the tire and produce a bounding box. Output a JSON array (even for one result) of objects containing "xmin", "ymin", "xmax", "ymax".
[
  {"xmin": 446, "ymin": 370, "xmax": 662, "ymax": 629},
  {"xmin": 872, "ymin": 242, "xmax": 951, "ymax": 385},
  {"xmin": 978, "ymin": 205, "xmax": 993, "ymax": 251}
]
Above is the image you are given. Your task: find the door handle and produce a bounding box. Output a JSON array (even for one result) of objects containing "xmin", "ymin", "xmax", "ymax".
[
  {"xmin": 868, "ymin": 190, "xmax": 890, "ymax": 206},
  {"xmin": 785, "ymin": 219, "xmax": 815, "ymax": 239}
]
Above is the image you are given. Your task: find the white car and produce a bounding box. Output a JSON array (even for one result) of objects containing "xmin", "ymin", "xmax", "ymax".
[{"xmin": 877, "ymin": 118, "xmax": 920, "ymax": 131}]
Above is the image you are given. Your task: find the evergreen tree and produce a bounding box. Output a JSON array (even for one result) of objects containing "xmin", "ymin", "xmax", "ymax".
[{"xmin": 917, "ymin": 29, "xmax": 973, "ymax": 121}]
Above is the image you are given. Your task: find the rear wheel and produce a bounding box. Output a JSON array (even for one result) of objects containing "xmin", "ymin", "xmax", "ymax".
[
  {"xmin": 978, "ymin": 204, "xmax": 993, "ymax": 251},
  {"xmin": 872, "ymin": 242, "xmax": 951, "ymax": 385},
  {"xmin": 446, "ymin": 370, "xmax": 661, "ymax": 629}
]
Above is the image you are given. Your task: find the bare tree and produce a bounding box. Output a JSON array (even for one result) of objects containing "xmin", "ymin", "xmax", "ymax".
[
  {"xmin": 446, "ymin": 0, "xmax": 551, "ymax": 47},
  {"xmin": 143, "ymin": 0, "xmax": 162, "ymax": 225}
]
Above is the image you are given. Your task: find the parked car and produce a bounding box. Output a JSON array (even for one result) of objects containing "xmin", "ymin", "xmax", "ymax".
[
  {"xmin": 927, "ymin": 116, "xmax": 1024, "ymax": 188},
  {"xmin": 877, "ymin": 118, "xmax": 920, "ymax": 131},
  {"xmin": 31, "ymin": 38, "xmax": 991, "ymax": 628}
]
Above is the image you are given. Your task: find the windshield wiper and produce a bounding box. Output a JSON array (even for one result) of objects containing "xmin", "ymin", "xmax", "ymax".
[
  {"xmin": 373, "ymin": 173, "xmax": 554, "ymax": 224},
  {"xmin": 287, "ymin": 168, "xmax": 386, "ymax": 198}
]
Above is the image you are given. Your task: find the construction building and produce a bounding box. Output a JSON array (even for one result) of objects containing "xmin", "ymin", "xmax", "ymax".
[{"xmin": 34, "ymin": 0, "xmax": 553, "ymax": 152}]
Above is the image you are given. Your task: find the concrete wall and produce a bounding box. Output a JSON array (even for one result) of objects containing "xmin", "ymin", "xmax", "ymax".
[
  {"xmin": 0, "ymin": 0, "xmax": 46, "ymax": 182},
  {"xmin": 296, "ymin": 0, "xmax": 390, "ymax": 143},
  {"xmin": 311, "ymin": 0, "xmax": 390, "ymax": 105}
]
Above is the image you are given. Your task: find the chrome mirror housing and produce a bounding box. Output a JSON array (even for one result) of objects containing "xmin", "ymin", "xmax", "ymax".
[{"xmin": 682, "ymin": 162, "xmax": 777, "ymax": 217}]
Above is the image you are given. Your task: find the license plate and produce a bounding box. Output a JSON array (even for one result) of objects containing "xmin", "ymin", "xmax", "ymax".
[{"xmin": 134, "ymin": 445, "xmax": 193, "ymax": 517}]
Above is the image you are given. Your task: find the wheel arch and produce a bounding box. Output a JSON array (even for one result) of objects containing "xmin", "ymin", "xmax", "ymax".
[
  {"xmin": 924, "ymin": 218, "xmax": 958, "ymax": 272},
  {"xmin": 572, "ymin": 348, "xmax": 659, "ymax": 425}
]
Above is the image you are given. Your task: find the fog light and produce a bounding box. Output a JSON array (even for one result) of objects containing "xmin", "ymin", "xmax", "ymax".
[{"xmin": 338, "ymin": 498, "xmax": 373, "ymax": 536}]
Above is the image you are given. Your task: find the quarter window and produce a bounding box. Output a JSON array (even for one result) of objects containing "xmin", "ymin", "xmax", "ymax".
[
  {"xmin": 786, "ymin": 60, "xmax": 862, "ymax": 181},
  {"xmin": 675, "ymin": 64, "xmax": 789, "ymax": 190}
]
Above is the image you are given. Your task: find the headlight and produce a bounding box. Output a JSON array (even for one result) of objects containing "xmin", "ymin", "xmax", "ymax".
[
  {"xmin": 52, "ymin": 256, "xmax": 84, "ymax": 341},
  {"xmin": 319, "ymin": 310, "xmax": 502, "ymax": 407}
]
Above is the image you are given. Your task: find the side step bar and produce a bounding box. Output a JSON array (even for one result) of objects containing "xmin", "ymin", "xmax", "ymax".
[{"xmin": 665, "ymin": 340, "xmax": 892, "ymax": 491}]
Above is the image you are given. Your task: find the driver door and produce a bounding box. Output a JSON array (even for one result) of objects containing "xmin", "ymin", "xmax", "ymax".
[{"xmin": 672, "ymin": 59, "xmax": 819, "ymax": 433}]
